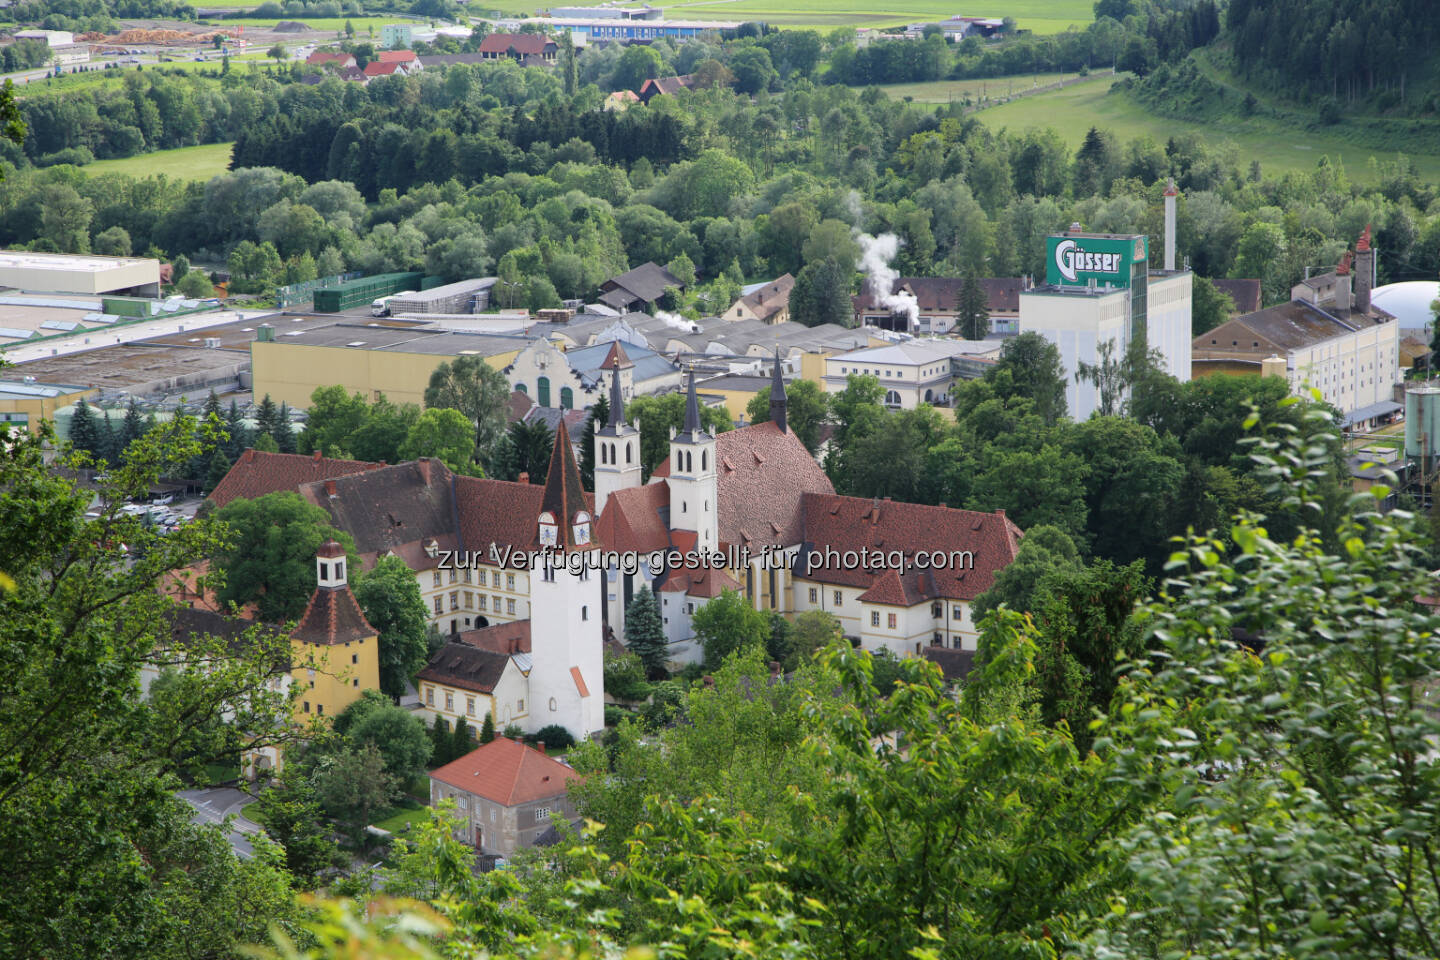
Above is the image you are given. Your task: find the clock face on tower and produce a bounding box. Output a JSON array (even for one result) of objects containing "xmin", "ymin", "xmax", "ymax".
[
  {"xmin": 572, "ymin": 510, "xmax": 592, "ymax": 547},
  {"xmin": 538, "ymin": 511, "xmax": 558, "ymax": 547}
]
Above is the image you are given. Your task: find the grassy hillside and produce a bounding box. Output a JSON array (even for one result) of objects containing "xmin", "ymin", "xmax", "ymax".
[
  {"xmin": 875, "ymin": 72, "xmax": 1085, "ymax": 103},
  {"xmin": 475, "ymin": 0, "xmax": 1093, "ymax": 32},
  {"xmin": 967, "ymin": 72, "xmax": 1440, "ymax": 183},
  {"xmin": 82, "ymin": 141, "xmax": 234, "ymax": 181}
]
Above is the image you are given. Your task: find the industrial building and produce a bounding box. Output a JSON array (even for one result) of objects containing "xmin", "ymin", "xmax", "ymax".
[
  {"xmin": 821, "ymin": 339, "xmax": 1002, "ymax": 409},
  {"xmin": 249, "ymin": 318, "xmax": 528, "ymax": 408},
  {"xmin": 388, "ymin": 278, "xmax": 497, "ymax": 315},
  {"xmin": 0, "ymin": 380, "xmax": 96, "ymax": 434},
  {"xmin": 0, "ymin": 251, "xmax": 161, "ymax": 297},
  {"xmin": 1192, "ymin": 229, "xmax": 1401, "ymax": 429},
  {"xmin": 508, "ymin": 15, "xmax": 738, "ymax": 39},
  {"xmin": 1018, "ymin": 198, "xmax": 1193, "ymax": 421}
]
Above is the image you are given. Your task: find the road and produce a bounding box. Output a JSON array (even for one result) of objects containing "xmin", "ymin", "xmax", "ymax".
[{"xmin": 178, "ymin": 786, "xmax": 264, "ymax": 860}]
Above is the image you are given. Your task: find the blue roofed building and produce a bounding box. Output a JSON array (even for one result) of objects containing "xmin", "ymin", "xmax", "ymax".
[{"xmin": 503, "ymin": 336, "xmax": 683, "ymax": 410}]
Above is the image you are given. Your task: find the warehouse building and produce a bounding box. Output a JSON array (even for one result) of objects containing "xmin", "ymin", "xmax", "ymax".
[
  {"xmin": 250, "ymin": 318, "xmax": 528, "ymax": 408},
  {"xmin": 0, "ymin": 251, "xmax": 161, "ymax": 297},
  {"xmin": 387, "ymin": 278, "xmax": 497, "ymax": 315},
  {"xmin": 0, "ymin": 380, "xmax": 96, "ymax": 434}
]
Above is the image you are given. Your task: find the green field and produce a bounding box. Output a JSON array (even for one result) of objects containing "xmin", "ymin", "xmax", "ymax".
[
  {"xmin": 83, "ymin": 141, "xmax": 234, "ymax": 181},
  {"xmin": 878, "ymin": 72, "xmax": 1084, "ymax": 103},
  {"xmin": 215, "ymin": 14, "xmax": 409, "ymax": 31},
  {"xmin": 967, "ymin": 72, "xmax": 1440, "ymax": 183},
  {"xmin": 475, "ymin": 0, "xmax": 1091, "ymax": 31}
]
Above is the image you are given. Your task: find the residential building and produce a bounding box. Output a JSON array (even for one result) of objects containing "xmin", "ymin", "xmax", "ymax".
[
  {"xmin": 207, "ymin": 449, "xmax": 383, "ymax": 508},
  {"xmin": 416, "ymin": 622, "xmax": 531, "ymax": 732},
  {"xmin": 427, "ymin": 737, "xmax": 582, "ymax": 857},
  {"xmin": 305, "ymin": 50, "xmax": 356, "ymax": 69},
  {"xmin": 1192, "ymin": 229, "xmax": 1401, "ymax": 429},
  {"xmin": 604, "ymin": 89, "xmax": 640, "ymax": 110},
  {"xmin": 637, "ymin": 74, "xmax": 694, "ymax": 102},
  {"xmin": 380, "ymin": 23, "xmax": 413, "ymax": 49},
  {"xmin": 594, "ymin": 356, "xmax": 1021, "ymax": 656},
  {"xmin": 821, "ymin": 339, "xmax": 991, "ymax": 408},
  {"xmin": 503, "ymin": 336, "xmax": 681, "ymax": 408},
  {"xmin": 478, "ymin": 33, "xmax": 558, "ymax": 61},
  {"xmin": 363, "ymin": 58, "xmax": 419, "ymax": 78},
  {"xmin": 723, "ymin": 274, "xmax": 794, "ymax": 325},
  {"xmin": 598, "ymin": 262, "xmax": 684, "ymax": 313}
]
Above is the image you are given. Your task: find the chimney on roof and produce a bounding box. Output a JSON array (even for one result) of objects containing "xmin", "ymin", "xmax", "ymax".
[
  {"xmin": 312, "ymin": 450, "xmax": 322, "ymax": 462},
  {"xmin": 1355, "ymin": 224, "xmax": 1374, "ymax": 314},
  {"xmin": 1163, "ymin": 178, "xmax": 1178, "ymax": 272},
  {"xmin": 518, "ymin": 471, "xmax": 529, "ymax": 484},
  {"xmin": 703, "ymin": 674, "xmax": 714, "ymax": 687},
  {"xmin": 417, "ymin": 458, "xmax": 431, "ymax": 484},
  {"xmin": 324, "ymin": 479, "xmax": 337, "ymax": 497}
]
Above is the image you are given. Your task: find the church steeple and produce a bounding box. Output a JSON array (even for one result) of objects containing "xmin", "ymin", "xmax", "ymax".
[
  {"xmin": 680, "ymin": 365, "xmax": 704, "ymax": 438},
  {"xmin": 667, "ymin": 365, "xmax": 718, "ymax": 551},
  {"xmin": 768, "ymin": 347, "xmax": 787, "ymax": 434},
  {"xmin": 540, "ymin": 424, "xmax": 593, "ymax": 551},
  {"xmin": 594, "ymin": 341, "xmax": 641, "ymax": 517},
  {"xmin": 602, "ymin": 341, "xmax": 631, "ymax": 428}
]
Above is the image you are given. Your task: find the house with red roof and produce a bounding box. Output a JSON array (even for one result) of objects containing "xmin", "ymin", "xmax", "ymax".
[
  {"xmin": 428, "ymin": 736, "xmax": 581, "ymax": 857},
  {"xmin": 363, "ymin": 59, "xmax": 419, "ymax": 78},
  {"xmin": 305, "ymin": 50, "xmax": 356, "ymax": 70},
  {"xmin": 207, "ymin": 448, "xmax": 382, "ymax": 509}
]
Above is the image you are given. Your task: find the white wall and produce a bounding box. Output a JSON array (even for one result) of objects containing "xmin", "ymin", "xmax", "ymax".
[
  {"xmin": 1147, "ymin": 273, "xmax": 1193, "ymax": 385},
  {"xmin": 1019, "ymin": 289, "xmax": 1128, "ymax": 421}
]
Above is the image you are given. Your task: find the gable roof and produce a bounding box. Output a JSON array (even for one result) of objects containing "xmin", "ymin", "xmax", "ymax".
[
  {"xmin": 291, "ymin": 583, "xmax": 377, "ymax": 646},
  {"xmin": 600, "ymin": 262, "xmax": 683, "ymax": 304},
  {"xmin": 297, "ymin": 459, "xmax": 457, "ymax": 563},
  {"xmin": 454, "ymin": 476, "xmax": 596, "ymax": 559},
  {"xmin": 164, "ymin": 603, "xmax": 288, "ymax": 667},
  {"xmin": 363, "ymin": 60, "xmax": 405, "ymax": 76},
  {"xmin": 540, "ymin": 424, "xmax": 593, "ymax": 551},
  {"xmin": 415, "ymin": 641, "xmax": 513, "ymax": 694},
  {"xmin": 1209, "ymin": 278, "xmax": 1262, "ymax": 315},
  {"xmin": 306, "ymin": 50, "xmax": 354, "ymax": 66},
  {"xmin": 507, "ymin": 389, "xmax": 536, "ymax": 423},
  {"xmin": 457, "ymin": 619, "xmax": 532, "ymax": 655},
  {"xmin": 734, "ymin": 273, "xmax": 794, "ymax": 321},
  {"xmin": 594, "ymin": 480, "xmax": 671, "ymax": 554},
  {"xmin": 208, "ymin": 449, "xmax": 381, "ymax": 508},
  {"xmin": 376, "ymin": 49, "xmax": 416, "ymax": 62},
  {"xmin": 796, "ymin": 495, "xmax": 1022, "ymax": 602},
  {"xmin": 715, "ymin": 421, "xmax": 834, "ymax": 549},
  {"xmin": 1196, "ymin": 300, "xmax": 1359, "ymax": 352},
  {"xmin": 638, "ymin": 74, "xmax": 693, "ymax": 97},
  {"xmin": 429, "ymin": 736, "xmax": 581, "ymax": 806},
  {"xmin": 478, "ymin": 32, "xmax": 556, "ymax": 55}
]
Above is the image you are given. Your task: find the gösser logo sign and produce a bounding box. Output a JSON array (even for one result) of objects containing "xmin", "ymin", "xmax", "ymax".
[{"xmin": 1053, "ymin": 239, "xmax": 1123, "ymax": 283}]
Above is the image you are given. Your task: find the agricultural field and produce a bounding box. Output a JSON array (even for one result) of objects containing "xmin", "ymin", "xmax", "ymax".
[
  {"xmin": 474, "ymin": 0, "xmax": 1093, "ymax": 32},
  {"xmin": 82, "ymin": 141, "xmax": 235, "ymax": 181},
  {"xmin": 209, "ymin": 14, "xmax": 411, "ymax": 32},
  {"xmin": 968, "ymin": 72, "xmax": 1440, "ymax": 183},
  {"xmin": 877, "ymin": 71, "xmax": 1084, "ymax": 103}
]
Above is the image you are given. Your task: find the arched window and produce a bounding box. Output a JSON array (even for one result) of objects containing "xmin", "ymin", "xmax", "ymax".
[
  {"xmin": 685, "ymin": 451, "xmax": 692, "ymax": 473},
  {"xmin": 625, "ymin": 442, "xmax": 632, "ymax": 464},
  {"xmin": 701, "ymin": 450, "xmax": 707, "ymax": 471},
  {"xmin": 516, "ymin": 382, "xmax": 528, "ymax": 394},
  {"xmin": 560, "ymin": 386, "xmax": 573, "ymax": 410},
  {"xmin": 537, "ymin": 376, "xmax": 551, "ymax": 407},
  {"xmin": 884, "ymin": 389, "xmax": 902, "ymax": 407}
]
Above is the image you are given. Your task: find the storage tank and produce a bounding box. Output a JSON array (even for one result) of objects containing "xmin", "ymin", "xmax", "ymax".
[{"xmin": 1404, "ymin": 386, "xmax": 1440, "ymax": 465}]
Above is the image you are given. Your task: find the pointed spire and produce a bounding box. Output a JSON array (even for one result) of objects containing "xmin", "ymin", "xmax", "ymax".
[
  {"xmin": 541, "ymin": 423, "xmax": 590, "ymax": 550},
  {"xmin": 769, "ymin": 347, "xmax": 787, "ymax": 434},
  {"xmin": 603, "ymin": 341, "xmax": 631, "ymax": 429},
  {"xmin": 682, "ymin": 365, "xmax": 702, "ymax": 435}
]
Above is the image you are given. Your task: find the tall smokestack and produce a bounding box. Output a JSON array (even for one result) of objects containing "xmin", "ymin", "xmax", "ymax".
[
  {"xmin": 1355, "ymin": 225, "xmax": 1374, "ymax": 314},
  {"xmin": 1163, "ymin": 179, "xmax": 1178, "ymax": 272}
]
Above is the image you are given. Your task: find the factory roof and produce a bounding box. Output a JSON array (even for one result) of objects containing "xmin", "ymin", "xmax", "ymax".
[
  {"xmin": 0, "ymin": 379, "xmax": 90, "ymax": 399},
  {"xmin": 389, "ymin": 277, "xmax": 497, "ymax": 304},
  {"xmin": 0, "ymin": 251, "xmax": 157, "ymax": 273},
  {"xmin": 10, "ymin": 341, "xmax": 249, "ymax": 394},
  {"xmin": 249, "ymin": 318, "xmax": 529, "ymax": 356}
]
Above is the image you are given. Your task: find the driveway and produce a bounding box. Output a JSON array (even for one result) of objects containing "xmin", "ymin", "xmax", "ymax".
[{"xmin": 178, "ymin": 787, "xmax": 263, "ymax": 860}]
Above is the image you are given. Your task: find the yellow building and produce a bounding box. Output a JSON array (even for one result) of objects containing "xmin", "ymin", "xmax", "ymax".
[
  {"xmin": 249, "ymin": 320, "xmax": 526, "ymax": 408},
  {"xmin": 0, "ymin": 380, "xmax": 96, "ymax": 435},
  {"xmin": 289, "ymin": 540, "xmax": 380, "ymax": 721}
]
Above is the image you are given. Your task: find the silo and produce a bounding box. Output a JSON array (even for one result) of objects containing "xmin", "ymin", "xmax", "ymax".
[{"xmin": 1404, "ymin": 386, "xmax": 1440, "ymax": 469}]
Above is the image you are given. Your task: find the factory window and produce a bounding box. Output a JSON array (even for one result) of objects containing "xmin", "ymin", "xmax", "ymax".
[
  {"xmin": 834, "ymin": 591, "xmax": 842, "ymax": 607},
  {"xmin": 537, "ymin": 376, "xmax": 551, "ymax": 407}
]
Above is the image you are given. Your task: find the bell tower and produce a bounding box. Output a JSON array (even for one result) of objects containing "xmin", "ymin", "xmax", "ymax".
[
  {"xmin": 593, "ymin": 341, "xmax": 642, "ymax": 517},
  {"xmin": 667, "ymin": 367, "xmax": 718, "ymax": 553}
]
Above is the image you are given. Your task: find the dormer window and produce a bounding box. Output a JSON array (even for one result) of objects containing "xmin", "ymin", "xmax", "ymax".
[
  {"xmin": 538, "ymin": 511, "xmax": 558, "ymax": 547},
  {"xmin": 424, "ymin": 540, "xmax": 439, "ymax": 559}
]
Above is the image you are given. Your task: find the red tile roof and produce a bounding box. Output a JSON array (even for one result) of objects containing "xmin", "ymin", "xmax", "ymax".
[
  {"xmin": 507, "ymin": 389, "xmax": 535, "ymax": 423},
  {"xmin": 306, "ymin": 50, "xmax": 355, "ymax": 66},
  {"xmin": 455, "ymin": 476, "xmax": 596, "ymax": 560},
  {"xmin": 291, "ymin": 584, "xmax": 377, "ymax": 646},
  {"xmin": 658, "ymin": 563, "xmax": 740, "ymax": 597},
  {"xmin": 458, "ymin": 619, "xmax": 532, "ymax": 655},
  {"xmin": 797, "ymin": 495, "xmax": 1022, "ymax": 602},
  {"xmin": 715, "ymin": 422, "xmax": 834, "ymax": 549},
  {"xmin": 570, "ymin": 665, "xmax": 590, "ymax": 698},
  {"xmin": 208, "ymin": 449, "xmax": 381, "ymax": 508},
  {"xmin": 594, "ymin": 480, "xmax": 671, "ymax": 554},
  {"xmin": 376, "ymin": 49, "xmax": 416, "ymax": 62},
  {"xmin": 429, "ymin": 736, "xmax": 581, "ymax": 806},
  {"xmin": 478, "ymin": 33, "xmax": 555, "ymax": 56},
  {"xmin": 540, "ymin": 426, "xmax": 594, "ymax": 551},
  {"xmin": 297, "ymin": 459, "xmax": 458, "ymax": 569},
  {"xmin": 364, "ymin": 60, "xmax": 404, "ymax": 76}
]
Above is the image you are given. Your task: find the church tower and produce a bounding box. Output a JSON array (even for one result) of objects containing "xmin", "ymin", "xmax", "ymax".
[
  {"xmin": 668, "ymin": 367, "xmax": 718, "ymax": 553},
  {"xmin": 593, "ymin": 341, "xmax": 642, "ymax": 517},
  {"xmin": 527, "ymin": 427, "xmax": 604, "ymax": 741},
  {"xmin": 768, "ymin": 347, "xmax": 788, "ymax": 433}
]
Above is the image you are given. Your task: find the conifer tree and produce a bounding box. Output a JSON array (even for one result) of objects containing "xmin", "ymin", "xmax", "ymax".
[
  {"xmin": 624, "ymin": 586, "xmax": 668, "ymax": 679},
  {"xmin": 68, "ymin": 398, "xmax": 100, "ymax": 459},
  {"xmin": 97, "ymin": 411, "xmax": 118, "ymax": 464},
  {"xmin": 450, "ymin": 715, "xmax": 472, "ymax": 759},
  {"xmin": 579, "ymin": 393, "xmax": 607, "ymax": 491},
  {"xmin": 204, "ymin": 448, "xmax": 231, "ymax": 496},
  {"xmin": 479, "ymin": 711, "xmax": 495, "ymax": 744},
  {"xmin": 223, "ymin": 400, "xmax": 249, "ymax": 460},
  {"xmin": 956, "ymin": 272, "xmax": 991, "ymax": 340},
  {"xmin": 274, "ymin": 402, "xmax": 296, "ymax": 452},
  {"xmin": 117, "ymin": 397, "xmax": 145, "ymax": 458},
  {"xmin": 255, "ymin": 394, "xmax": 281, "ymax": 443},
  {"xmin": 429, "ymin": 715, "xmax": 452, "ymax": 766}
]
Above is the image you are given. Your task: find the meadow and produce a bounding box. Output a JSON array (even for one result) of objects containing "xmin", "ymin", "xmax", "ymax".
[
  {"xmin": 961, "ymin": 72, "xmax": 1440, "ymax": 183},
  {"xmin": 83, "ymin": 141, "xmax": 235, "ymax": 181},
  {"xmin": 877, "ymin": 71, "xmax": 1084, "ymax": 103},
  {"xmin": 472, "ymin": 0, "xmax": 1093, "ymax": 32}
]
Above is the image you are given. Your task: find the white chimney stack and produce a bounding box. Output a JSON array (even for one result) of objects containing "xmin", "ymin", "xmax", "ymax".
[{"xmin": 1163, "ymin": 178, "xmax": 1178, "ymax": 272}]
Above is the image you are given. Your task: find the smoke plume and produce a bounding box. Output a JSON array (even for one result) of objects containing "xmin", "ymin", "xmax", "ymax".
[
  {"xmin": 654, "ymin": 310, "xmax": 701, "ymax": 334},
  {"xmin": 855, "ymin": 233, "xmax": 917, "ymax": 330}
]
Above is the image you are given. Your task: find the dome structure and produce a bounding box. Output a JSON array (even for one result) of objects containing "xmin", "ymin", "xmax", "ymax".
[{"xmin": 1370, "ymin": 281, "xmax": 1439, "ymax": 332}]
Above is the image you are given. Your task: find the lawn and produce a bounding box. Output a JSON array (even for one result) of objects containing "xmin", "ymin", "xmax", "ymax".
[
  {"xmin": 970, "ymin": 72, "xmax": 1440, "ymax": 184},
  {"xmin": 372, "ymin": 804, "xmax": 430, "ymax": 835},
  {"xmin": 878, "ymin": 71, "xmax": 1084, "ymax": 103},
  {"xmin": 84, "ymin": 142, "xmax": 235, "ymax": 181},
  {"xmin": 475, "ymin": 0, "xmax": 1092, "ymax": 32},
  {"xmin": 216, "ymin": 14, "xmax": 410, "ymax": 32}
]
